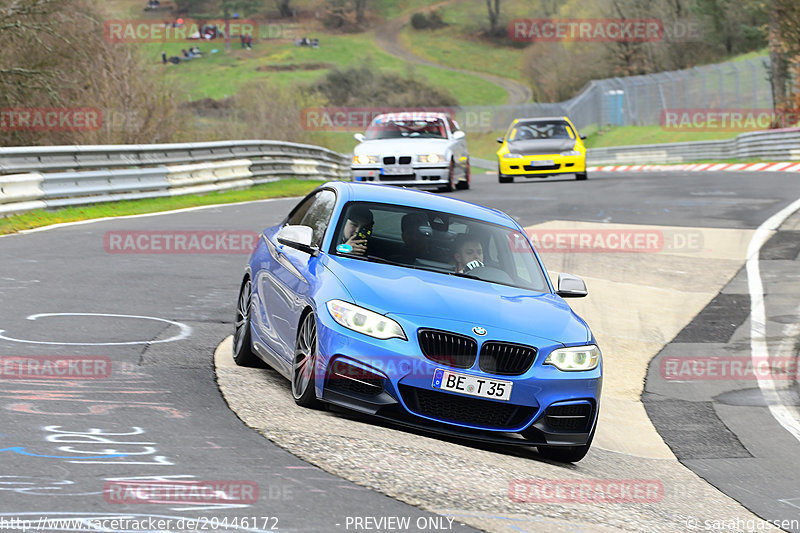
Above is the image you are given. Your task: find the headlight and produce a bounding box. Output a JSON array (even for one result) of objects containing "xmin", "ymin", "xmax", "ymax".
[
  {"xmin": 503, "ymin": 153, "xmax": 523, "ymax": 159},
  {"xmin": 418, "ymin": 154, "xmax": 445, "ymax": 163},
  {"xmin": 561, "ymin": 150, "xmax": 581, "ymax": 156},
  {"xmin": 326, "ymin": 300, "xmax": 407, "ymax": 340},
  {"xmin": 544, "ymin": 345, "xmax": 600, "ymax": 371},
  {"xmin": 353, "ymin": 155, "xmax": 378, "ymax": 165}
]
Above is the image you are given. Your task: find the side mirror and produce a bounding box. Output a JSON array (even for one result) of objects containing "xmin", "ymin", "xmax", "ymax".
[
  {"xmin": 496, "ymin": 137, "xmax": 504, "ymax": 144},
  {"xmin": 556, "ymin": 273, "xmax": 588, "ymax": 298},
  {"xmin": 276, "ymin": 225, "xmax": 318, "ymax": 256},
  {"xmin": 354, "ymin": 133, "xmax": 366, "ymax": 142},
  {"xmin": 579, "ymin": 134, "xmax": 587, "ymax": 140},
  {"xmin": 452, "ymin": 131, "xmax": 466, "ymax": 140}
]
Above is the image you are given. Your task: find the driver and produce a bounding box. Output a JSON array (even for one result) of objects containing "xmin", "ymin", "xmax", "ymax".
[{"xmin": 453, "ymin": 234, "xmax": 483, "ymax": 273}]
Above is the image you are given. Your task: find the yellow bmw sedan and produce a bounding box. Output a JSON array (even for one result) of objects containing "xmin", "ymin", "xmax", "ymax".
[{"xmin": 497, "ymin": 116, "xmax": 587, "ymax": 182}]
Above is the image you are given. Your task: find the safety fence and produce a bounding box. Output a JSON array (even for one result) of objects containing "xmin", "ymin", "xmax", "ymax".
[{"xmin": 0, "ymin": 141, "xmax": 350, "ymax": 216}]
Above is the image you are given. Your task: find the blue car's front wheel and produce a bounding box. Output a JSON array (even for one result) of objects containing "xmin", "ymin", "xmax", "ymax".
[{"xmin": 292, "ymin": 312, "xmax": 321, "ymax": 408}]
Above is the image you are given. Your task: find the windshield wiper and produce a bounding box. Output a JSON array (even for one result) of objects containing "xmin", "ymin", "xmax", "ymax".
[
  {"xmin": 448, "ymin": 271, "xmax": 481, "ymax": 280},
  {"xmin": 364, "ymin": 254, "xmax": 406, "ymax": 266}
]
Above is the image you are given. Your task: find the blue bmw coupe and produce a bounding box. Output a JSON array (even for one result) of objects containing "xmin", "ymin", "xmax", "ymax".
[{"xmin": 233, "ymin": 181, "xmax": 601, "ymax": 462}]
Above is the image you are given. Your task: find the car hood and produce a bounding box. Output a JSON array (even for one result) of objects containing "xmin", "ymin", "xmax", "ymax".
[
  {"xmin": 354, "ymin": 138, "xmax": 452, "ymax": 155},
  {"xmin": 508, "ymin": 138, "xmax": 576, "ymax": 155},
  {"xmin": 324, "ymin": 255, "xmax": 590, "ymax": 345}
]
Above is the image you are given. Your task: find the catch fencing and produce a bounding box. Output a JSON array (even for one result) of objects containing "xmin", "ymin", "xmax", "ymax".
[
  {"xmin": 467, "ymin": 57, "xmax": 773, "ymax": 132},
  {"xmin": 0, "ymin": 140, "xmax": 350, "ymax": 216}
]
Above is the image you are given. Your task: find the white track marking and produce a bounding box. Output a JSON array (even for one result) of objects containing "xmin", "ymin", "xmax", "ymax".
[
  {"xmin": 0, "ymin": 312, "xmax": 191, "ymax": 346},
  {"xmin": 746, "ymin": 197, "xmax": 800, "ymax": 443}
]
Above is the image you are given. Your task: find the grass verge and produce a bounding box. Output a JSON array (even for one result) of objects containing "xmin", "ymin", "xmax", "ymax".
[{"xmin": 0, "ymin": 179, "xmax": 325, "ymax": 236}]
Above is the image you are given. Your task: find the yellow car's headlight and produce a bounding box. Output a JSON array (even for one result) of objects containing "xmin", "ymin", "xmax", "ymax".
[
  {"xmin": 503, "ymin": 153, "xmax": 523, "ymax": 159},
  {"xmin": 561, "ymin": 150, "xmax": 581, "ymax": 156},
  {"xmin": 544, "ymin": 345, "xmax": 600, "ymax": 371}
]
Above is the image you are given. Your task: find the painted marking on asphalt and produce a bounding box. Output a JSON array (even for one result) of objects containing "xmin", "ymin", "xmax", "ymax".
[
  {"xmin": 746, "ymin": 196, "xmax": 800, "ymax": 443},
  {"xmin": 0, "ymin": 312, "xmax": 191, "ymax": 346}
]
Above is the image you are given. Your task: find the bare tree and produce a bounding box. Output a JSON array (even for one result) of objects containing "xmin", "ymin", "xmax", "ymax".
[
  {"xmin": 485, "ymin": 0, "xmax": 500, "ymax": 35},
  {"xmin": 275, "ymin": 0, "xmax": 293, "ymax": 17},
  {"xmin": 354, "ymin": 0, "xmax": 367, "ymax": 25}
]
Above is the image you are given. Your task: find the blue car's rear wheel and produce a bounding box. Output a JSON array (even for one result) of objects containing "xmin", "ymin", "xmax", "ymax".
[
  {"xmin": 233, "ymin": 278, "xmax": 260, "ymax": 367},
  {"xmin": 292, "ymin": 312, "xmax": 321, "ymax": 407}
]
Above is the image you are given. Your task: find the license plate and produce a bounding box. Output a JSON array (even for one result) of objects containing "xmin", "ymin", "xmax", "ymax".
[
  {"xmin": 432, "ymin": 368, "xmax": 512, "ymax": 401},
  {"xmin": 383, "ymin": 166, "xmax": 413, "ymax": 175},
  {"xmin": 531, "ymin": 160, "xmax": 554, "ymax": 167}
]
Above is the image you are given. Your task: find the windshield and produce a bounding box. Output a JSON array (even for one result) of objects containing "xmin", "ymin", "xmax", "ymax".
[
  {"xmin": 330, "ymin": 202, "xmax": 550, "ymax": 292},
  {"xmin": 365, "ymin": 117, "xmax": 448, "ymax": 140},
  {"xmin": 510, "ymin": 120, "xmax": 575, "ymax": 141}
]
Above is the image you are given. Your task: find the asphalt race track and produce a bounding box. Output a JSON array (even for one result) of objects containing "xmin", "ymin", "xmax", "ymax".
[{"xmin": 1, "ymin": 169, "xmax": 799, "ymax": 532}]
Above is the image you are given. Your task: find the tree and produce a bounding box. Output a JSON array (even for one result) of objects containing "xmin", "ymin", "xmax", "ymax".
[
  {"xmin": 354, "ymin": 0, "xmax": 367, "ymax": 24},
  {"xmin": 485, "ymin": 0, "xmax": 501, "ymax": 36},
  {"xmin": 275, "ymin": 0, "xmax": 293, "ymax": 17}
]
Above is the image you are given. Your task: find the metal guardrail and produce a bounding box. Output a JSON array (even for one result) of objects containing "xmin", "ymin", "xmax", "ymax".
[
  {"xmin": 586, "ymin": 128, "xmax": 800, "ymax": 165},
  {"xmin": 472, "ymin": 128, "xmax": 800, "ymax": 169},
  {"xmin": 0, "ymin": 140, "xmax": 350, "ymax": 216}
]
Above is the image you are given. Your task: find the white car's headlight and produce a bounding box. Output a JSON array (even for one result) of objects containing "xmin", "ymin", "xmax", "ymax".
[
  {"xmin": 353, "ymin": 155, "xmax": 379, "ymax": 165},
  {"xmin": 561, "ymin": 150, "xmax": 581, "ymax": 156},
  {"xmin": 544, "ymin": 345, "xmax": 600, "ymax": 371},
  {"xmin": 503, "ymin": 153, "xmax": 523, "ymax": 159},
  {"xmin": 418, "ymin": 154, "xmax": 445, "ymax": 163},
  {"xmin": 326, "ymin": 300, "xmax": 407, "ymax": 340}
]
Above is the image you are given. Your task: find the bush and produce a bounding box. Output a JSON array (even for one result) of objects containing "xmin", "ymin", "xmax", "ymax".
[
  {"xmin": 411, "ymin": 10, "xmax": 447, "ymax": 30},
  {"xmin": 310, "ymin": 65, "xmax": 458, "ymax": 107}
]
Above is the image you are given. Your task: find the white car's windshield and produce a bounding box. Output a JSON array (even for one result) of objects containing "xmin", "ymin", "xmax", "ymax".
[
  {"xmin": 330, "ymin": 202, "xmax": 550, "ymax": 292},
  {"xmin": 365, "ymin": 117, "xmax": 448, "ymax": 140}
]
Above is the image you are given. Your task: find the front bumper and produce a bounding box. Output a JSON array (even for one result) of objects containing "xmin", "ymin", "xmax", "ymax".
[
  {"xmin": 499, "ymin": 154, "xmax": 586, "ymax": 177},
  {"xmin": 314, "ymin": 312, "xmax": 601, "ymax": 447},
  {"xmin": 351, "ymin": 164, "xmax": 450, "ymax": 187}
]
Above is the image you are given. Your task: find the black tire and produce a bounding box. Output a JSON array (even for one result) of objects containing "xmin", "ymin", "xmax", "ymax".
[
  {"xmin": 232, "ymin": 278, "xmax": 261, "ymax": 367},
  {"xmin": 291, "ymin": 312, "xmax": 321, "ymax": 408},
  {"xmin": 455, "ymin": 160, "xmax": 470, "ymax": 190},
  {"xmin": 498, "ymin": 169, "xmax": 513, "ymax": 183},
  {"xmin": 440, "ymin": 159, "xmax": 456, "ymax": 192},
  {"xmin": 576, "ymin": 172, "xmax": 588, "ymax": 180},
  {"xmin": 537, "ymin": 427, "xmax": 594, "ymax": 463}
]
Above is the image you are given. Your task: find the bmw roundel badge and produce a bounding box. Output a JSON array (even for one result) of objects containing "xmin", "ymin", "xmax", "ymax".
[{"xmin": 472, "ymin": 326, "xmax": 487, "ymax": 336}]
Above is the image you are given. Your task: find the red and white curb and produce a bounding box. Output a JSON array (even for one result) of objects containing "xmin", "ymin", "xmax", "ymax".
[{"xmin": 588, "ymin": 162, "xmax": 800, "ymax": 173}]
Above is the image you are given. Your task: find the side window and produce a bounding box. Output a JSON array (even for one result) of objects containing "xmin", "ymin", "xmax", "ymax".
[
  {"xmin": 447, "ymin": 118, "xmax": 458, "ymax": 134},
  {"xmin": 297, "ymin": 190, "xmax": 336, "ymax": 246},
  {"xmin": 286, "ymin": 194, "xmax": 316, "ymax": 226}
]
